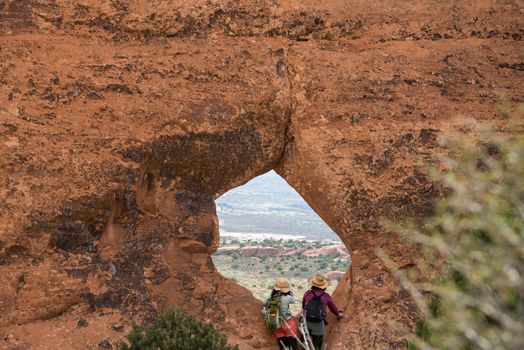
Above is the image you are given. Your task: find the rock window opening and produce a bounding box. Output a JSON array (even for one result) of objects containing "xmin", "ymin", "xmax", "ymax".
[{"xmin": 212, "ymin": 170, "xmax": 351, "ymax": 315}]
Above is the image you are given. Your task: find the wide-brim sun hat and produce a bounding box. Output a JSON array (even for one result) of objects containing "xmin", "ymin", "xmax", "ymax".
[
  {"xmin": 308, "ymin": 273, "xmax": 330, "ymax": 289},
  {"xmin": 274, "ymin": 278, "xmax": 291, "ymax": 293}
]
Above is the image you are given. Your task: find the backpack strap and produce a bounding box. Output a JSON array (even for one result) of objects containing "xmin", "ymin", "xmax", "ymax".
[{"xmin": 305, "ymin": 291, "xmax": 324, "ymax": 309}]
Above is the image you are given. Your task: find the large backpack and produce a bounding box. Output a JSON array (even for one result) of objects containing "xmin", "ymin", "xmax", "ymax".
[
  {"xmin": 264, "ymin": 293, "xmax": 283, "ymax": 330},
  {"xmin": 305, "ymin": 291, "xmax": 325, "ymax": 323}
]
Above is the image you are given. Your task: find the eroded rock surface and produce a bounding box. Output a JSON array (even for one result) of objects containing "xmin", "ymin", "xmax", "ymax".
[{"xmin": 1, "ymin": 0, "xmax": 522, "ymax": 349}]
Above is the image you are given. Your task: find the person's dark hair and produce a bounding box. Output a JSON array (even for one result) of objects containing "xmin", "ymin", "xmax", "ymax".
[
  {"xmin": 271, "ymin": 289, "xmax": 292, "ymax": 298},
  {"xmin": 311, "ymin": 286, "xmax": 323, "ymax": 291}
]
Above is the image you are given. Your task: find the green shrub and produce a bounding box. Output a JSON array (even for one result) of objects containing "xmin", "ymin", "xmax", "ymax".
[
  {"xmin": 118, "ymin": 308, "xmax": 239, "ymax": 350},
  {"xmin": 390, "ymin": 120, "xmax": 524, "ymax": 350}
]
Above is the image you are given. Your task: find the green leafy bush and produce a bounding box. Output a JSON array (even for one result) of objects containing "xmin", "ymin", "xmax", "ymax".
[
  {"xmin": 391, "ymin": 120, "xmax": 524, "ymax": 350},
  {"xmin": 118, "ymin": 308, "xmax": 239, "ymax": 350}
]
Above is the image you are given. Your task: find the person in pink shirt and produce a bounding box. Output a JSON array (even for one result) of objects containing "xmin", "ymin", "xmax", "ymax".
[{"xmin": 302, "ymin": 274, "xmax": 343, "ymax": 349}]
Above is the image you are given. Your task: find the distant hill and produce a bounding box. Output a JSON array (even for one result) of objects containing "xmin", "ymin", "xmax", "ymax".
[{"xmin": 216, "ymin": 171, "xmax": 340, "ymax": 241}]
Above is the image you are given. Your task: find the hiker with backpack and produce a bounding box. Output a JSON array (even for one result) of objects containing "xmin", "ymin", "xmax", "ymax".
[
  {"xmin": 302, "ymin": 273, "xmax": 343, "ymax": 350},
  {"xmin": 262, "ymin": 279, "xmax": 299, "ymax": 350}
]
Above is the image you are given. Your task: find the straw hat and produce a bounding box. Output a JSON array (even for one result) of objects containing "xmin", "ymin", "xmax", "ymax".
[
  {"xmin": 308, "ymin": 273, "xmax": 330, "ymax": 289},
  {"xmin": 274, "ymin": 278, "xmax": 291, "ymax": 293}
]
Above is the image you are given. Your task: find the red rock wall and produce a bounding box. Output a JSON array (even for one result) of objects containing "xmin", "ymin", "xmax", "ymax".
[{"xmin": 1, "ymin": 0, "xmax": 522, "ymax": 349}]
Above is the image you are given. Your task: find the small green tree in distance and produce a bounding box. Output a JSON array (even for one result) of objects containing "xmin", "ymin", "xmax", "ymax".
[
  {"xmin": 118, "ymin": 308, "xmax": 239, "ymax": 350},
  {"xmin": 389, "ymin": 117, "xmax": 523, "ymax": 350}
]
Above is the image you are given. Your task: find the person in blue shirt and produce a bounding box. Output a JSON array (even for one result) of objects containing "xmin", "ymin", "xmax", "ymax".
[{"xmin": 262, "ymin": 279, "xmax": 298, "ymax": 350}]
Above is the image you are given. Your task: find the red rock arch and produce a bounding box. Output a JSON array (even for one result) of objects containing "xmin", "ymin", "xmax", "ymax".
[{"xmin": 1, "ymin": 1, "xmax": 521, "ymax": 349}]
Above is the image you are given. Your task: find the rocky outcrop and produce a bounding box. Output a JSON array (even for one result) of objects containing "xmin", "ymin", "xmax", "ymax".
[
  {"xmin": 325, "ymin": 271, "xmax": 345, "ymax": 281},
  {"xmin": 303, "ymin": 245, "xmax": 348, "ymax": 257},
  {"xmin": 1, "ymin": 0, "xmax": 522, "ymax": 349},
  {"xmin": 214, "ymin": 244, "xmax": 348, "ymax": 257}
]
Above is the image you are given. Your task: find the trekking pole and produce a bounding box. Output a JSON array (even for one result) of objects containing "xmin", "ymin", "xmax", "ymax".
[
  {"xmin": 278, "ymin": 340, "xmax": 290, "ymax": 350},
  {"xmin": 283, "ymin": 316, "xmax": 308, "ymax": 349}
]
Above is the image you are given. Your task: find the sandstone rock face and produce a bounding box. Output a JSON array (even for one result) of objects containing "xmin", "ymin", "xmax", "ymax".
[
  {"xmin": 1, "ymin": 0, "xmax": 522, "ymax": 349},
  {"xmin": 303, "ymin": 245, "xmax": 348, "ymax": 257}
]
